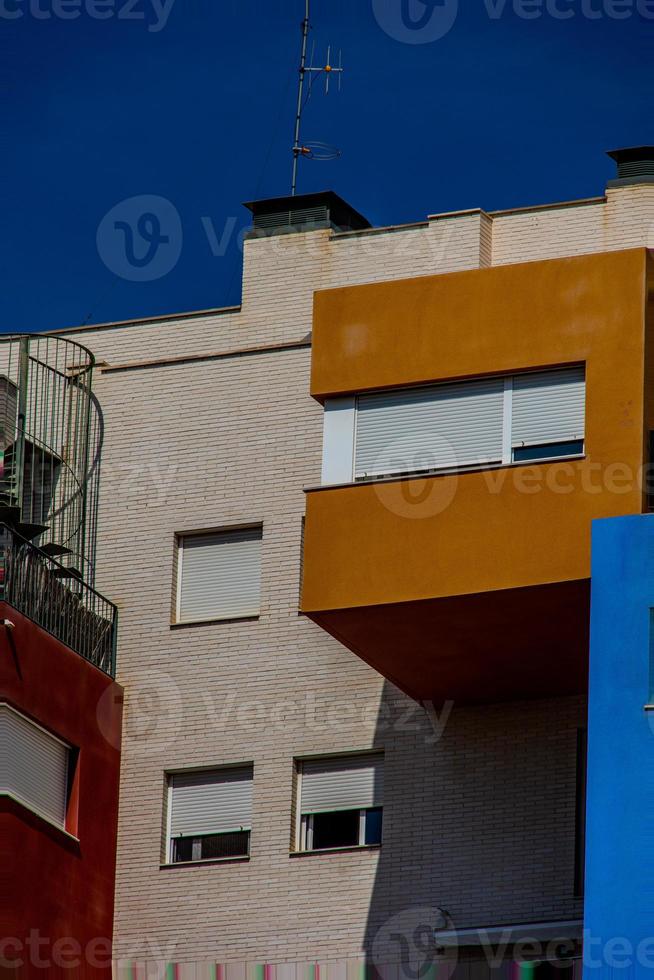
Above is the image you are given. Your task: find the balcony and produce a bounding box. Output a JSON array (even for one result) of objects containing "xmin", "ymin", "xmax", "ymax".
[
  {"xmin": 0, "ymin": 334, "xmax": 117, "ymax": 676},
  {"xmin": 0, "ymin": 523, "xmax": 117, "ymax": 675},
  {"xmin": 301, "ymin": 248, "xmax": 654, "ymax": 704}
]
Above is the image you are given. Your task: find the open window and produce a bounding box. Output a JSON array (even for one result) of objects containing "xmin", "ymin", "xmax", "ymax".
[{"xmin": 297, "ymin": 753, "xmax": 383, "ymax": 852}]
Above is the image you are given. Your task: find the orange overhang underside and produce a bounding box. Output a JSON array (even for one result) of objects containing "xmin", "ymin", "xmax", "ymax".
[{"xmin": 306, "ymin": 579, "xmax": 590, "ymax": 706}]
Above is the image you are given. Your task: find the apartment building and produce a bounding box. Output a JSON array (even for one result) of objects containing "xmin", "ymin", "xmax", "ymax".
[
  {"xmin": 0, "ymin": 336, "xmax": 122, "ymax": 978},
  {"xmin": 2, "ymin": 146, "xmax": 654, "ymax": 978}
]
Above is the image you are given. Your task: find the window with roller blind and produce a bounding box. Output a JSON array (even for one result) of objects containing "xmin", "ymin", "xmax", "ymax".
[
  {"xmin": 320, "ymin": 365, "xmax": 586, "ymax": 484},
  {"xmin": 165, "ymin": 765, "xmax": 253, "ymax": 864},
  {"xmin": 296, "ymin": 753, "xmax": 384, "ymax": 852},
  {"xmin": 355, "ymin": 377, "xmax": 506, "ymax": 480},
  {"xmin": 510, "ymin": 367, "xmax": 585, "ymax": 463},
  {"xmin": 175, "ymin": 526, "xmax": 262, "ymax": 624},
  {"xmin": 0, "ymin": 703, "xmax": 72, "ymax": 831}
]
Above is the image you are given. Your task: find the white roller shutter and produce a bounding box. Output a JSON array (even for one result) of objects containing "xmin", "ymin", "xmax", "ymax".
[
  {"xmin": 170, "ymin": 767, "xmax": 253, "ymax": 838},
  {"xmin": 355, "ymin": 379, "xmax": 504, "ymax": 479},
  {"xmin": 512, "ymin": 367, "xmax": 585, "ymax": 448},
  {"xmin": 0, "ymin": 704, "xmax": 69, "ymax": 828},
  {"xmin": 178, "ymin": 527, "xmax": 262, "ymax": 623},
  {"xmin": 301, "ymin": 754, "xmax": 384, "ymax": 814}
]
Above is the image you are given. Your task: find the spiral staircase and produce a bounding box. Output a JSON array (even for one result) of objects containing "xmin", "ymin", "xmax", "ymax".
[{"xmin": 0, "ymin": 335, "xmax": 117, "ymax": 674}]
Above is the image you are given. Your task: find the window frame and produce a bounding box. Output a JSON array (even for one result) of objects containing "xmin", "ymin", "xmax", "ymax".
[
  {"xmin": 321, "ymin": 364, "xmax": 586, "ymax": 486},
  {"xmin": 299, "ymin": 806, "xmax": 382, "ymax": 853},
  {"xmin": 295, "ymin": 752, "xmax": 384, "ymax": 853},
  {"xmin": 173, "ymin": 524, "xmax": 263, "ymax": 627},
  {"xmin": 0, "ymin": 703, "xmax": 76, "ymax": 837},
  {"xmin": 169, "ymin": 829, "xmax": 251, "ymax": 865},
  {"xmin": 511, "ymin": 439, "xmax": 585, "ymax": 465},
  {"xmin": 164, "ymin": 764, "xmax": 253, "ymax": 867}
]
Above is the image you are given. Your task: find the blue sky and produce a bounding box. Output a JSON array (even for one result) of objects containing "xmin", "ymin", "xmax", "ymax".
[{"xmin": 2, "ymin": 0, "xmax": 652, "ymax": 332}]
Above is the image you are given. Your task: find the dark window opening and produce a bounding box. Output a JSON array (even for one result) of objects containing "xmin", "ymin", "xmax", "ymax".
[
  {"xmin": 364, "ymin": 807, "xmax": 383, "ymax": 845},
  {"xmin": 311, "ymin": 809, "xmax": 360, "ymax": 850},
  {"xmin": 305, "ymin": 807, "xmax": 383, "ymax": 851},
  {"xmin": 513, "ymin": 440, "xmax": 584, "ymax": 463},
  {"xmin": 172, "ymin": 829, "xmax": 250, "ymax": 864}
]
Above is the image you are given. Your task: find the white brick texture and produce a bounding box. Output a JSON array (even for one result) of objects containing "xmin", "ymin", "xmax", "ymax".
[{"xmin": 56, "ymin": 183, "xmax": 654, "ymax": 969}]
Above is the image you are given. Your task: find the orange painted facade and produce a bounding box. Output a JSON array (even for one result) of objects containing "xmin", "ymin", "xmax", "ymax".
[{"xmin": 302, "ymin": 249, "xmax": 654, "ymax": 703}]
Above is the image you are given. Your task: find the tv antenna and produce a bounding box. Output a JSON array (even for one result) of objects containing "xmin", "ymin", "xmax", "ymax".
[{"xmin": 291, "ymin": 0, "xmax": 344, "ymax": 196}]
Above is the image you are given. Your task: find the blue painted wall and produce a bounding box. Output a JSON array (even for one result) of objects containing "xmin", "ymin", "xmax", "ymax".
[{"xmin": 585, "ymin": 514, "xmax": 654, "ymax": 979}]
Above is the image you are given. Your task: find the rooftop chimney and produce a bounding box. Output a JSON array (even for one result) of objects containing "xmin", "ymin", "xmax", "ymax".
[
  {"xmin": 607, "ymin": 147, "xmax": 654, "ymax": 188},
  {"xmin": 244, "ymin": 191, "xmax": 371, "ymax": 238}
]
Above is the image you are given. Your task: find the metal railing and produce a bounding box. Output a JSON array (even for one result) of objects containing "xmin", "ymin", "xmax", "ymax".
[
  {"xmin": 0, "ymin": 523, "xmax": 117, "ymax": 676},
  {"xmin": 0, "ymin": 334, "xmax": 102, "ymax": 585}
]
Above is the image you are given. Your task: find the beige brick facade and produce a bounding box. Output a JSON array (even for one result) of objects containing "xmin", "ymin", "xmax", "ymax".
[{"xmin": 59, "ymin": 181, "xmax": 654, "ymax": 973}]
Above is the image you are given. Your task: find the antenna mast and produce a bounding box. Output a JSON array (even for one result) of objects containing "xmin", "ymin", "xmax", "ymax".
[
  {"xmin": 291, "ymin": 0, "xmax": 311, "ymax": 197},
  {"xmin": 291, "ymin": 0, "xmax": 344, "ymax": 196}
]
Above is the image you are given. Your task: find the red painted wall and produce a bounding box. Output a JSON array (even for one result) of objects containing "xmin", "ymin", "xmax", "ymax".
[{"xmin": 0, "ymin": 602, "xmax": 123, "ymax": 978}]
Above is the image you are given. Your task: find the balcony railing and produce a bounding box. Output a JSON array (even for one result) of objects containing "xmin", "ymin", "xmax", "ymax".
[{"xmin": 0, "ymin": 523, "xmax": 117, "ymax": 677}]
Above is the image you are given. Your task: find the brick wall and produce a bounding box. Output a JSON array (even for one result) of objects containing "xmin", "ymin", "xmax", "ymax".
[{"xmin": 56, "ymin": 182, "xmax": 654, "ymax": 971}]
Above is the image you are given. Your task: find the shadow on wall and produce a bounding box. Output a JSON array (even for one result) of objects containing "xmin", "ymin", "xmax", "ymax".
[{"xmin": 362, "ymin": 680, "xmax": 586, "ymax": 977}]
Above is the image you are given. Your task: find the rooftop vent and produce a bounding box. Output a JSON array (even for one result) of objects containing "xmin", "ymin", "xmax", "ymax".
[
  {"xmin": 607, "ymin": 147, "xmax": 654, "ymax": 188},
  {"xmin": 244, "ymin": 191, "xmax": 371, "ymax": 238}
]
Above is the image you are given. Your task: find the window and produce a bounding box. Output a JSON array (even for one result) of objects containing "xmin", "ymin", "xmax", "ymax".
[
  {"xmin": 166, "ymin": 766, "xmax": 253, "ymax": 865},
  {"xmin": 356, "ymin": 377, "xmax": 505, "ymax": 479},
  {"xmin": 175, "ymin": 526, "xmax": 262, "ymax": 624},
  {"xmin": 320, "ymin": 366, "xmax": 586, "ymax": 484},
  {"xmin": 512, "ymin": 441, "xmax": 584, "ymax": 463},
  {"xmin": 297, "ymin": 753, "xmax": 383, "ymax": 852},
  {"xmin": 0, "ymin": 703, "xmax": 71, "ymax": 831},
  {"xmin": 510, "ymin": 368, "xmax": 586, "ymax": 465}
]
